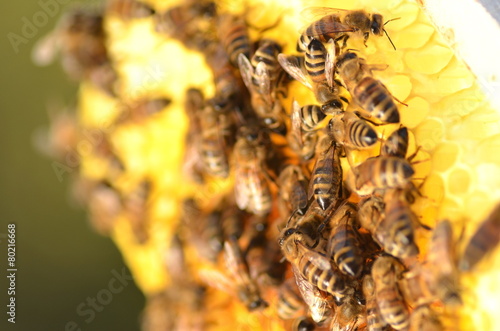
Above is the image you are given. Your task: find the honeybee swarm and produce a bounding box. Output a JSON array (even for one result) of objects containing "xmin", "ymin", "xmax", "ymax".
[{"xmin": 37, "ymin": 0, "xmax": 500, "ymax": 330}]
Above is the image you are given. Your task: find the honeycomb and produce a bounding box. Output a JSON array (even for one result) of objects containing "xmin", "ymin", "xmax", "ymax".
[{"xmin": 42, "ymin": 0, "xmax": 500, "ymax": 329}]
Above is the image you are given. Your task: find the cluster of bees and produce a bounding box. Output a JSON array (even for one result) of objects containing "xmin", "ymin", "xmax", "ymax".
[{"xmin": 34, "ymin": 0, "xmax": 500, "ymax": 330}]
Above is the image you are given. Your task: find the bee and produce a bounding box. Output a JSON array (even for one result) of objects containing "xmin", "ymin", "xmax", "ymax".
[
  {"xmin": 154, "ymin": 1, "xmax": 217, "ymax": 51},
  {"xmin": 329, "ymin": 111, "xmax": 378, "ymax": 150},
  {"xmin": 349, "ymin": 156, "xmax": 414, "ymax": 196},
  {"xmin": 363, "ymin": 275, "xmax": 388, "ymax": 331},
  {"xmin": 197, "ymin": 99, "xmax": 233, "ymax": 178},
  {"xmin": 238, "ymin": 51, "xmax": 286, "ymax": 133},
  {"xmin": 293, "ymin": 100, "xmax": 328, "ymax": 132},
  {"xmin": 409, "ymin": 305, "xmax": 443, "ymax": 331},
  {"xmin": 106, "ymin": 0, "xmax": 155, "ymax": 20},
  {"xmin": 277, "ymin": 278, "xmax": 307, "ymax": 320},
  {"xmin": 297, "ymin": 8, "xmax": 395, "ymax": 52},
  {"xmin": 460, "ymin": 202, "xmax": 500, "ymax": 271},
  {"xmin": 251, "ymin": 39, "xmax": 284, "ymax": 81},
  {"xmin": 372, "ymin": 256, "xmax": 409, "ymax": 331},
  {"xmin": 86, "ymin": 180, "xmax": 122, "ymax": 236},
  {"xmin": 427, "ymin": 219, "xmax": 461, "ymax": 306},
  {"xmin": 309, "ymin": 135, "xmax": 343, "ymax": 210},
  {"xmin": 123, "ymin": 180, "xmax": 152, "ymax": 244},
  {"xmin": 288, "ymin": 101, "xmax": 320, "ymax": 162},
  {"xmin": 278, "ymin": 164, "xmax": 309, "ymax": 217},
  {"xmin": 326, "ymin": 202, "xmax": 364, "ymax": 278},
  {"xmin": 279, "ymin": 219, "xmax": 351, "ymax": 306},
  {"xmin": 278, "ymin": 49, "xmax": 345, "ymax": 115},
  {"xmin": 218, "ymin": 14, "xmax": 252, "ymax": 67},
  {"xmin": 381, "ymin": 127, "xmax": 409, "ymax": 158},
  {"xmin": 233, "ymin": 125, "xmax": 273, "ymax": 216},
  {"xmin": 336, "ymin": 51, "xmax": 400, "ymax": 123},
  {"xmin": 224, "ymin": 237, "xmax": 268, "ymax": 311},
  {"xmin": 221, "ymin": 202, "xmax": 245, "ymax": 241},
  {"xmin": 32, "ymin": 9, "xmax": 117, "ymax": 96},
  {"xmin": 115, "ymin": 97, "xmax": 171, "ymax": 125}
]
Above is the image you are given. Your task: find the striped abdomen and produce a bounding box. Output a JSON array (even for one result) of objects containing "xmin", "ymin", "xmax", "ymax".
[
  {"xmin": 277, "ymin": 279, "xmax": 305, "ymax": 319},
  {"xmin": 382, "ymin": 127, "xmax": 409, "ymax": 158},
  {"xmin": 251, "ymin": 40, "xmax": 282, "ymax": 81},
  {"xmin": 352, "ymin": 76, "xmax": 400, "ymax": 123},
  {"xmin": 311, "ymin": 143, "xmax": 343, "ymax": 210},
  {"xmin": 297, "ymin": 15, "xmax": 345, "ymax": 52},
  {"xmin": 383, "ymin": 199, "xmax": 419, "ymax": 258},
  {"xmin": 329, "ymin": 222, "xmax": 364, "ymax": 277},
  {"xmin": 301, "ymin": 104, "xmax": 326, "ymax": 131},
  {"xmin": 363, "ymin": 275, "xmax": 387, "ymax": 331},
  {"xmin": 460, "ymin": 202, "xmax": 500, "ymax": 271},
  {"xmin": 298, "ymin": 255, "xmax": 348, "ymax": 301},
  {"xmin": 355, "ymin": 156, "xmax": 414, "ymax": 191},
  {"xmin": 346, "ymin": 118, "xmax": 377, "ymax": 148},
  {"xmin": 220, "ymin": 17, "xmax": 251, "ymax": 67},
  {"xmin": 305, "ymin": 39, "xmax": 327, "ymax": 83},
  {"xmin": 200, "ymin": 131, "xmax": 229, "ymax": 178},
  {"xmin": 376, "ymin": 286, "xmax": 410, "ymax": 330}
]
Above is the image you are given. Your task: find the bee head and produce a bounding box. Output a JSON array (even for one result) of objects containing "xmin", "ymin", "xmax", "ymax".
[{"xmin": 371, "ymin": 14, "xmax": 384, "ymax": 35}]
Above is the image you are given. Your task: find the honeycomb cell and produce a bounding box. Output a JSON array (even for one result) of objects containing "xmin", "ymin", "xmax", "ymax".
[
  {"xmin": 404, "ymin": 43, "xmax": 453, "ymax": 75},
  {"xmin": 421, "ymin": 173, "xmax": 445, "ymax": 203},
  {"xmin": 437, "ymin": 197, "xmax": 463, "ymax": 221},
  {"xmin": 388, "ymin": 1, "xmax": 420, "ymax": 29},
  {"xmin": 414, "ymin": 117, "xmax": 445, "ymax": 151},
  {"xmin": 464, "ymin": 190, "xmax": 494, "ymax": 222},
  {"xmin": 400, "ymin": 96, "xmax": 430, "ymax": 128},
  {"xmin": 431, "ymin": 85, "xmax": 486, "ymax": 120},
  {"xmin": 476, "ymin": 163, "xmax": 500, "ymax": 194},
  {"xmin": 451, "ymin": 107, "xmax": 500, "ymax": 142},
  {"xmin": 478, "ymin": 135, "xmax": 500, "ymax": 165},
  {"xmin": 448, "ymin": 166, "xmax": 473, "ymax": 196},
  {"xmin": 431, "ymin": 141, "xmax": 460, "ymax": 172},
  {"xmin": 384, "ymin": 74, "xmax": 412, "ymax": 102},
  {"xmin": 391, "ymin": 22, "xmax": 434, "ymax": 49}
]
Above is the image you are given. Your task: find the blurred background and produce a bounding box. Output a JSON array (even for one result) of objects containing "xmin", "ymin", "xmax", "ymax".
[{"xmin": 0, "ymin": 0, "xmax": 145, "ymax": 330}]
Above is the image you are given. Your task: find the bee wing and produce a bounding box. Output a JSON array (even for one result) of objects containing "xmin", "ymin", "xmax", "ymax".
[
  {"xmin": 297, "ymin": 241, "xmax": 332, "ymax": 271},
  {"xmin": 278, "ymin": 54, "xmax": 312, "ymax": 90},
  {"xmin": 32, "ymin": 31, "xmax": 61, "ymax": 66},
  {"xmin": 300, "ymin": 7, "xmax": 348, "ymax": 21},
  {"xmin": 325, "ymin": 39, "xmax": 337, "ymax": 89},
  {"xmin": 238, "ymin": 53, "xmax": 256, "ymax": 93},
  {"xmin": 234, "ymin": 167, "xmax": 250, "ymax": 210},
  {"xmin": 292, "ymin": 265, "xmax": 332, "ymax": 324},
  {"xmin": 255, "ymin": 61, "xmax": 272, "ymax": 104},
  {"xmin": 290, "ymin": 100, "xmax": 304, "ymax": 147},
  {"xmin": 198, "ymin": 267, "xmax": 236, "ymax": 294}
]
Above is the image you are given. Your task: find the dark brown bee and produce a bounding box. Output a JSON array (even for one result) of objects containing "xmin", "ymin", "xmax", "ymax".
[
  {"xmin": 251, "ymin": 39, "xmax": 284, "ymax": 81},
  {"xmin": 123, "ymin": 180, "xmax": 152, "ymax": 244},
  {"xmin": 309, "ymin": 135, "xmax": 343, "ymax": 210},
  {"xmin": 381, "ymin": 126, "xmax": 409, "ymax": 158},
  {"xmin": 330, "ymin": 297, "xmax": 366, "ymax": 331},
  {"xmin": 87, "ymin": 181, "xmax": 122, "ymax": 236},
  {"xmin": 363, "ymin": 274, "xmax": 388, "ymax": 331},
  {"xmin": 278, "ymin": 50, "xmax": 345, "ymax": 115},
  {"xmin": 278, "ymin": 164, "xmax": 309, "ymax": 217},
  {"xmin": 329, "ymin": 111, "xmax": 378, "ymax": 150},
  {"xmin": 293, "ymin": 101, "xmax": 327, "ymax": 132},
  {"xmin": 460, "ymin": 202, "xmax": 500, "ymax": 271},
  {"xmin": 233, "ymin": 125, "xmax": 273, "ymax": 216},
  {"xmin": 292, "ymin": 316, "xmax": 317, "ymax": 331},
  {"xmin": 33, "ymin": 9, "xmax": 118, "ymax": 96},
  {"xmin": 221, "ymin": 202, "xmax": 245, "ymax": 241},
  {"xmin": 218, "ymin": 14, "xmax": 251, "ymax": 67},
  {"xmin": 238, "ymin": 44, "xmax": 286, "ymax": 133},
  {"xmin": 224, "ymin": 237, "xmax": 268, "ymax": 311},
  {"xmin": 298, "ymin": 8, "xmax": 394, "ymax": 52},
  {"xmin": 106, "ymin": 0, "xmax": 155, "ymax": 20},
  {"xmin": 288, "ymin": 101, "xmax": 320, "ymax": 162},
  {"xmin": 116, "ymin": 97, "xmax": 171, "ymax": 125},
  {"xmin": 197, "ymin": 99, "xmax": 233, "ymax": 178},
  {"xmin": 350, "ymin": 156, "xmax": 414, "ymax": 196},
  {"xmin": 277, "ymin": 278, "xmax": 307, "ymax": 320},
  {"xmin": 336, "ymin": 51, "xmax": 400, "ymax": 123},
  {"xmin": 427, "ymin": 219, "xmax": 461, "ymax": 306},
  {"xmin": 372, "ymin": 256, "xmax": 409, "ymax": 331},
  {"xmin": 154, "ymin": 1, "xmax": 217, "ymax": 51},
  {"xmin": 327, "ymin": 203, "xmax": 364, "ymax": 278}
]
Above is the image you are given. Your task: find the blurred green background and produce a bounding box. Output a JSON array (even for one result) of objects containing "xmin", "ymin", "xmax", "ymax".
[{"xmin": 0, "ymin": 1, "xmax": 145, "ymax": 330}]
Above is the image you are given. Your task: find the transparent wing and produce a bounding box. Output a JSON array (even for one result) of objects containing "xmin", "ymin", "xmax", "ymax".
[
  {"xmin": 278, "ymin": 54, "xmax": 312, "ymax": 90},
  {"xmin": 255, "ymin": 61, "xmax": 272, "ymax": 104},
  {"xmin": 238, "ymin": 53, "xmax": 256, "ymax": 93},
  {"xmin": 293, "ymin": 265, "xmax": 332, "ymax": 323},
  {"xmin": 300, "ymin": 7, "xmax": 348, "ymax": 22},
  {"xmin": 325, "ymin": 39, "xmax": 337, "ymax": 89},
  {"xmin": 297, "ymin": 241, "xmax": 332, "ymax": 271},
  {"xmin": 197, "ymin": 267, "xmax": 236, "ymax": 294}
]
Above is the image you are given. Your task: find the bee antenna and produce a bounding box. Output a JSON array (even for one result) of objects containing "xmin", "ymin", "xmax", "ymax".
[
  {"xmin": 384, "ymin": 29, "xmax": 397, "ymax": 51},
  {"xmin": 384, "ymin": 17, "xmax": 401, "ymax": 26}
]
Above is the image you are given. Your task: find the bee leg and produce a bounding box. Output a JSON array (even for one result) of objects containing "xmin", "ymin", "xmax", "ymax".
[{"xmin": 363, "ymin": 32, "xmax": 369, "ymax": 47}]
